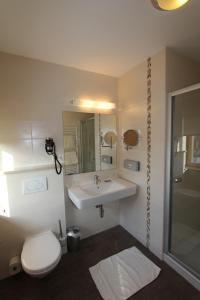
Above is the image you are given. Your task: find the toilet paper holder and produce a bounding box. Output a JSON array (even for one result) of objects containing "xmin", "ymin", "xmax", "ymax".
[{"xmin": 9, "ymin": 256, "xmax": 22, "ymax": 276}]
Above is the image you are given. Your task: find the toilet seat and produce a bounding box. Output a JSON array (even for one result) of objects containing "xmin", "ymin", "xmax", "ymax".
[{"xmin": 21, "ymin": 231, "xmax": 61, "ymax": 276}]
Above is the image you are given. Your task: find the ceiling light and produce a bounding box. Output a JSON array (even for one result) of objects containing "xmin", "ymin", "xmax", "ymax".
[{"xmin": 151, "ymin": 0, "xmax": 191, "ymax": 11}]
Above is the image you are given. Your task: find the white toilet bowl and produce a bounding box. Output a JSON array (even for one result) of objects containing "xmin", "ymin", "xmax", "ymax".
[{"xmin": 21, "ymin": 230, "xmax": 61, "ymax": 278}]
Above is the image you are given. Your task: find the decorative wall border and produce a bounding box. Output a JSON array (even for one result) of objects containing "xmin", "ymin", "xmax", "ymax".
[{"xmin": 146, "ymin": 57, "xmax": 152, "ymax": 249}]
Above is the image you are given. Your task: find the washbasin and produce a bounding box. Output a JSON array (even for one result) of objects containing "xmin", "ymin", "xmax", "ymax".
[{"xmin": 68, "ymin": 177, "xmax": 137, "ymax": 209}]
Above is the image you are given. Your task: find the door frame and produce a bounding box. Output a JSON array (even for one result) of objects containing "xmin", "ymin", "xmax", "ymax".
[{"xmin": 164, "ymin": 82, "xmax": 200, "ymax": 291}]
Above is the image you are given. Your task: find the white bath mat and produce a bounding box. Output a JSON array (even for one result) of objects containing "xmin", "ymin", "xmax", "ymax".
[{"xmin": 89, "ymin": 247, "xmax": 161, "ymax": 300}]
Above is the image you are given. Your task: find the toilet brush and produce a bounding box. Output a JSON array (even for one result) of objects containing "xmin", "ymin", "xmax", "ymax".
[
  {"xmin": 58, "ymin": 220, "xmax": 67, "ymax": 254},
  {"xmin": 59, "ymin": 219, "xmax": 63, "ymax": 238}
]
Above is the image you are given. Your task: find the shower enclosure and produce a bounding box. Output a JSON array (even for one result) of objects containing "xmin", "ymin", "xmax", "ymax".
[{"xmin": 165, "ymin": 83, "xmax": 200, "ymax": 290}]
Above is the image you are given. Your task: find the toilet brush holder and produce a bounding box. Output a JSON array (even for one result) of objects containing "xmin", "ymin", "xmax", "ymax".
[{"xmin": 59, "ymin": 236, "xmax": 67, "ymax": 255}]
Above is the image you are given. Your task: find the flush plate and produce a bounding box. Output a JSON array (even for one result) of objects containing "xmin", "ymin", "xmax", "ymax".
[{"xmin": 23, "ymin": 176, "xmax": 47, "ymax": 194}]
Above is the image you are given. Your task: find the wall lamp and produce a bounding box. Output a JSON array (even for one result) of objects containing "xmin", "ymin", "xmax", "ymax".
[{"xmin": 69, "ymin": 98, "xmax": 116, "ymax": 111}]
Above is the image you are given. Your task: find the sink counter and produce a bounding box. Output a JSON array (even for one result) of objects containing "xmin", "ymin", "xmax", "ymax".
[{"xmin": 68, "ymin": 177, "xmax": 137, "ymax": 209}]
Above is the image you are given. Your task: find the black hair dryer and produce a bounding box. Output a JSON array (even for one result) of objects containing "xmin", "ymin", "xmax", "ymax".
[{"xmin": 45, "ymin": 138, "xmax": 62, "ymax": 175}]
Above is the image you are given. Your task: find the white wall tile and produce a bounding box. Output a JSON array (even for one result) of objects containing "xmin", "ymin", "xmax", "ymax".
[
  {"xmin": 0, "ymin": 121, "xmax": 32, "ymax": 140},
  {"xmin": 0, "ymin": 139, "xmax": 33, "ymax": 171},
  {"xmin": 32, "ymin": 138, "xmax": 51, "ymax": 164}
]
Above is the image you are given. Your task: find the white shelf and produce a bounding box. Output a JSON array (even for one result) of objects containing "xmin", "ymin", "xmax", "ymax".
[{"xmin": 1, "ymin": 164, "xmax": 56, "ymax": 175}]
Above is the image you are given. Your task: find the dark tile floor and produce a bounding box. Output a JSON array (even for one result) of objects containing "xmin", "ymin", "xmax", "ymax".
[{"xmin": 0, "ymin": 226, "xmax": 199, "ymax": 300}]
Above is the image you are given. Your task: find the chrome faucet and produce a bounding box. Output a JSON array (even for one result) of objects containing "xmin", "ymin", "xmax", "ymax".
[{"xmin": 94, "ymin": 175, "xmax": 101, "ymax": 185}]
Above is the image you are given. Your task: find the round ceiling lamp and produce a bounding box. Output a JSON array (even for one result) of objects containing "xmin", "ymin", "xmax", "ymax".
[{"xmin": 151, "ymin": 0, "xmax": 191, "ymax": 11}]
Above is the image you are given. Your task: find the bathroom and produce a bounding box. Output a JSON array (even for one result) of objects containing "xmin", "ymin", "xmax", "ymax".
[{"xmin": 0, "ymin": 1, "xmax": 200, "ymax": 299}]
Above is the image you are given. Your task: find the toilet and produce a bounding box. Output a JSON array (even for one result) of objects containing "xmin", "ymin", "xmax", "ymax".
[{"xmin": 21, "ymin": 230, "xmax": 61, "ymax": 278}]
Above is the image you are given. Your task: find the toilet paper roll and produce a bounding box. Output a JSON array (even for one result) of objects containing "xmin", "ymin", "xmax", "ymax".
[{"xmin": 9, "ymin": 256, "xmax": 22, "ymax": 276}]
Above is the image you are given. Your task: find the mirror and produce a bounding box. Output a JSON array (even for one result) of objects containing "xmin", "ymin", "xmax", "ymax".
[
  {"xmin": 123, "ymin": 129, "xmax": 138, "ymax": 150},
  {"xmin": 62, "ymin": 112, "xmax": 117, "ymax": 175}
]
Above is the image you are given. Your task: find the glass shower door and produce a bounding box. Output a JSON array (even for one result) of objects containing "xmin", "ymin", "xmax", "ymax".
[
  {"xmin": 81, "ymin": 117, "xmax": 95, "ymax": 173},
  {"xmin": 169, "ymin": 88, "xmax": 200, "ymax": 278}
]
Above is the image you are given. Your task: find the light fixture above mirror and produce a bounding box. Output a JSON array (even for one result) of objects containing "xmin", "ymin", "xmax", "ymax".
[
  {"xmin": 69, "ymin": 98, "xmax": 116, "ymax": 112},
  {"xmin": 151, "ymin": 0, "xmax": 191, "ymax": 11}
]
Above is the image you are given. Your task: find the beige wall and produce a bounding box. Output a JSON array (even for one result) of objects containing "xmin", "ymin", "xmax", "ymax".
[
  {"xmin": 118, "ymin": 57, "xmax": 147, "ymax": 248},
  {"xmin": 0, "ymin": 51, "xmax": 117, "ymax": 279},
  {"xmin": 118, "ymin": 49, "xmax": 166, "ymax": 258},
  {"xmin": 118, "ymin": 48, "xmax": 200, "ymax": 259},
  {"xmin": 166, "ymin": 49, "xmax": 200, "ymax": 92}
]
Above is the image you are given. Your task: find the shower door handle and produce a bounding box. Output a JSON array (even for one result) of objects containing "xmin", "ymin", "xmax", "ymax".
[{"xmin": 173, "ymin": 177, "xmax": 182, "ymax": 183}]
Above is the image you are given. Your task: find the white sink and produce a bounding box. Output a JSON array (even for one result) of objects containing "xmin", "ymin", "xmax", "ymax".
[{"xmin": 68, "ymin": 177, "xmax": 137, "ymax": 209}]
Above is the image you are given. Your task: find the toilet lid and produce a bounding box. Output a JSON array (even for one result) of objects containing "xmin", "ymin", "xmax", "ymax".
[{"xmin": 21, "ymin": 231, "xmax": 61, "ymax": 273}]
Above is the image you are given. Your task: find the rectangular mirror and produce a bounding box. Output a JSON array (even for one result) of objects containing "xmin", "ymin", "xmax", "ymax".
[{"xmin": 62, "ymin": 112, "xmax": 117, "ymax": 175}]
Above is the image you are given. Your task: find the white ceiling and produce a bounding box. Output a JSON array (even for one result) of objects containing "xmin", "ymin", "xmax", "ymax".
[{"xmin": 0, "ymin": 0, "xmax": 200, "ymax": 77}]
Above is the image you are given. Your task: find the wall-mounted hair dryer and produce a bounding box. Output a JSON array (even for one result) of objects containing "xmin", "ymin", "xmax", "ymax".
[{"xmin": 45, "ymin": 138, "xmax": 62, "ymax": 175}]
